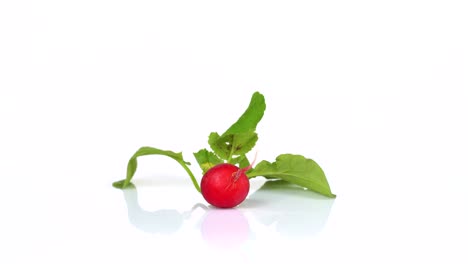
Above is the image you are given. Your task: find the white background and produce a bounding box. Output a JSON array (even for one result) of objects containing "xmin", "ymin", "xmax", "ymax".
[{"xmin": 1, "ymin": 1, "xmax": 467, "ymax": 263}]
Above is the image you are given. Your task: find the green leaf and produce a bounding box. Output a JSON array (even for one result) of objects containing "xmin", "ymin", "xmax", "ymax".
[
  {"xmin": 207, "ymin": 92, "xmax": 265, "ymax": 163},
  {"xmin": 231, "ymin": 154, "xmax": 250, "ymax": 168},
  {"xmin": 193, "ymin": 149, "xmax": 223, "ymax": 174},
  {"xmin": 208, "ymin": 132, "xmax": 229, "ymax": 160},
  {"xmin": 247, "ymin": 154, "xmax": 336, "ymax": 198},
  {"xmin": 208, "ymin": 131, "xmax": 258, "ymax": 162},
  {"xmin": 222, "ymin": 91, "xmax": 266, "ymax": 136},
  {"xmin": 230, "ymin": 132, "xmax": 258, "ymax": 156},
  {"xmin": 112, "ymin": 179, "xmax": 127, "ymax": 189},
  {"xmin": 112, "ymin": 146, "xmax": 200, "ymax": 192}
]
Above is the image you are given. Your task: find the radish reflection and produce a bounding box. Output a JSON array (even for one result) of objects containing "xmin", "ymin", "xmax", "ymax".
[
  {"xmin": 245, "ymin": 180, "xmax": 335, "ymax": 237},
  {"xmin": 121, "ymin": 180, "xmax": 334, "ymax": 238}
]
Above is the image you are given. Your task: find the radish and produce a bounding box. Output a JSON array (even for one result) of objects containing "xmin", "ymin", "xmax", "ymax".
[
  {"xmin": 113, "ymin": 92, "xmax": 336, "ymax": 204},
  {"xmin": 200, "ymin": 163, "xmax": 250, "ymax": 208}
]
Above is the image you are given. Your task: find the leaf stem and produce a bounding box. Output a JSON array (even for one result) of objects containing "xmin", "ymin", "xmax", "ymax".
[
  {"xmin": 226, "ymin": 142, "xmax": 236, "ymax": 164},
  {"xmin": 178, "ymin": 161, "xmax": 201, "ymax": 192}
]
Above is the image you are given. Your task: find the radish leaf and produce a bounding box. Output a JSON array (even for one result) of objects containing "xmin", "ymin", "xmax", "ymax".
[
  {"xmin": 222, "ymin": 91, "xmax": 266, "ymax": 135},
  {"xmin": 232, "ymin": 154, "xmax": 250, "ymax": 168},
  {"xmin": 206, "ymin": 91, "xmax": 264, "ymax": 163},
  {"xmin": 247, "ymin": 154, "xmax": 336, "ymax": 198},
  {"xmin": 208, "ymin": 131, "xmax": 258, "ymax": 162},
  {"xmin": 193, "ymin": 149, "xmax": 223, "ymax": 174},
  {"xmin": 113, "ymin": 146, "xmax": 200, "ymax": 192}
]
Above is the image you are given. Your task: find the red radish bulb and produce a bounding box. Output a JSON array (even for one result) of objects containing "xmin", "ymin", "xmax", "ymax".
[{"xmin": 201, "ymin": 163, "xmax": 250, "ymax": 208}]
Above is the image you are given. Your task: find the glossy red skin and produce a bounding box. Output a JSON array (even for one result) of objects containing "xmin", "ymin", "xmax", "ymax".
[{"xmin": 201, "ymin": 163, "xmax": 250, "ymax": 208}]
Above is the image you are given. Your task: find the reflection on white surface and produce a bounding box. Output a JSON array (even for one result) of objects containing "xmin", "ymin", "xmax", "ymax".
[
  {"xmin": 121, "ymin": 180, "xmax": 334, "ymax": 244},
  {"xmin": 122, "ymin": 183, "xmax": 206, "ymax": 234},
  {"xmin": 245, "ymin": 180, "xmax": 335, "ymax": 237},
  {"xmin": 201, "ymin": 208, "xmax": 251, "ymax": 249}
]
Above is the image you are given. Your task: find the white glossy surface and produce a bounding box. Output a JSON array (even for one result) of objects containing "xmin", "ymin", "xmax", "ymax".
[{"xmin": 1, "ymin": 1, "xmax": 467, "ymax": 263}]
